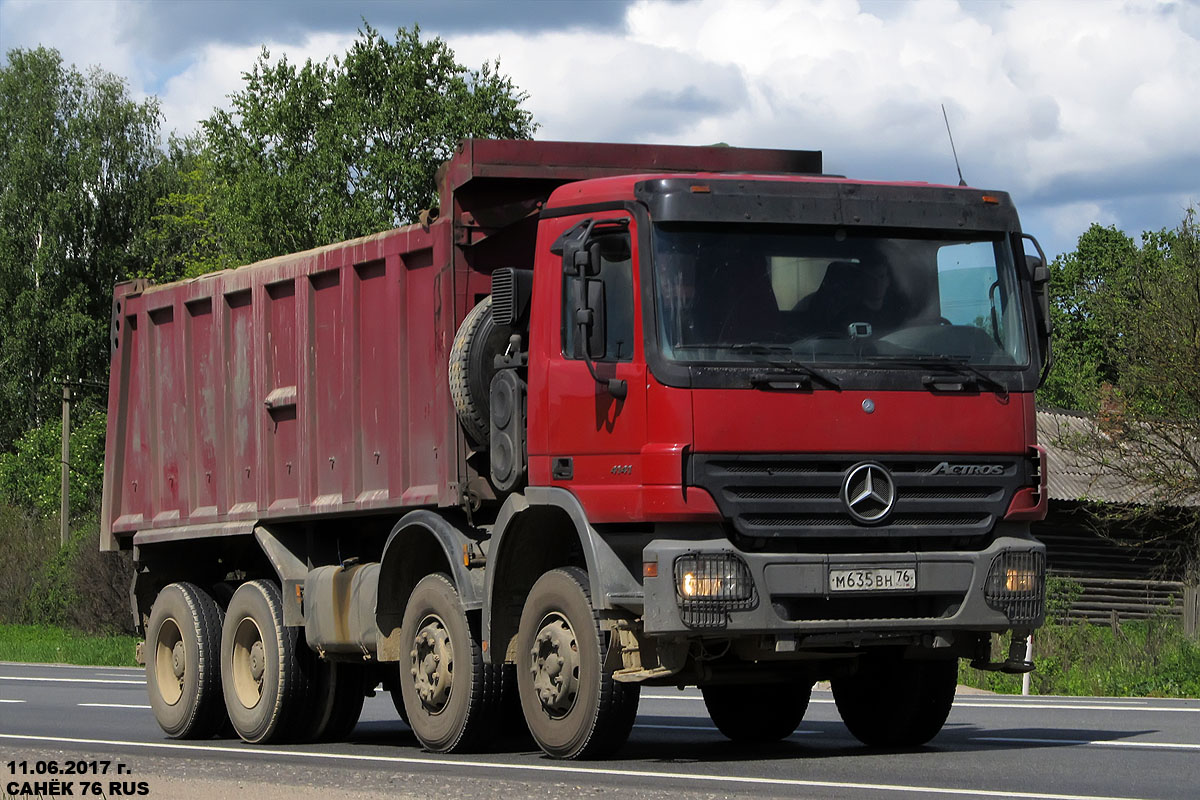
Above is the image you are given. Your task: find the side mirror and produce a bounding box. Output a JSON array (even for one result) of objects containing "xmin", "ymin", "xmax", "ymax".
[
  {"xmin": 1021, "ymin": 233, "xmax": 1053, "ymax": 387},
  {"xmin": 1026, "ymin": 253, "xmax": 1051, "ymax": 337},
  {"xmin": 572, "ymin": 278, "xmax": 607, "ymax": 360}
]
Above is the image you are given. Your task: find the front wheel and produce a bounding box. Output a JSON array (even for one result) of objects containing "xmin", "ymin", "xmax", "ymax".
[
  {"xmin": 832, "ymin": 655, "xmax": 958, "ymax": 747},
  {"xmin": 516, "ymin": 567, "xmax": 639, "ymax": 759},
  {"xmin": 702, "ymin": 680, "xmax": 812, "ymax": 743}
]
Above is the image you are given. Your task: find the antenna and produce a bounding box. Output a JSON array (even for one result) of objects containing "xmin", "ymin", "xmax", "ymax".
[{"xmin": 941, "ymin": 103, "xmax": 967, "ymax": 187}]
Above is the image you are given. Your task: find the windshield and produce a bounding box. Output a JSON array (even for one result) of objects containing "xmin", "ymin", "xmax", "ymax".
[{"xmin": 652, "ymin": 225, "xmax": 1029, "ymax": 368}]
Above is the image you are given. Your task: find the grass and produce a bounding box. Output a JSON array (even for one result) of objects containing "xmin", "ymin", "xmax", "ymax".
[
  {"xmin": 0, "ymin": 623, "xmax": 139, "ymax": 667},
  {"xmin": 2, "ymin": 614, "xmax": 1198, "ymax": 698},
  {"xmin": 959, "ymin": 616, "xmax": 1200, "ymax": 698}
]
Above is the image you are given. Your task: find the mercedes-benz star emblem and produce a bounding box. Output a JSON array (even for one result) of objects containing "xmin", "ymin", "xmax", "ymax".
[{"xmin": 841, "ymin": 462, "xmax": 897, "ymax": 524}]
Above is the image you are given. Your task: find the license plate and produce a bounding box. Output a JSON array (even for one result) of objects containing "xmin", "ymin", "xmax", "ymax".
[{"xmin": 829, "ymin": 567, "xmax": 917, "ymax": 592}]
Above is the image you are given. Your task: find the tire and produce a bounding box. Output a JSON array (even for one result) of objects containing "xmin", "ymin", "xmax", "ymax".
[
  {"xmin": 384, "ymin": 670, "xmax": 410, "ymax": 726},
  {"xmin": 702, "ymin": 680, "xmax": 813, "ymax": 743},
  {"xmin": 398, "ymin": 573, "xmax": 501, "ymax": 752},
  {"xmin": 144, "ymin": 582, "xmax": 227, "ymax": 739},
  {"xmin": 449, "ymin": 296, "xmax": 511, "ymax": 446},
  {"xmin": 832, "ymin": 656, "xmax": 958, "ymax": 748},
  {"xmin": 220, "ymin": 579, "xmax": 311, "ymax": 744},
  {"xmin": 516, "ymin": 567, "xmax": 640, "ymax": 759},
  {"xmin": 307, "ymin": 661, "xmax": 366, "ymax": 742}
]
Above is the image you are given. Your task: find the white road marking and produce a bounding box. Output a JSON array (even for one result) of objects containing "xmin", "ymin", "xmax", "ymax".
[
  {"xmin": 0, "ymin": 661, "xmax": 139, "ymax": 671},
  {"xmin": 0, "ymin": 733, "xmax": 1157, "ymax": 800},
  {"xmin": 642, "ymin": 694, "xmax": 1199, "ymax": 713},
  {"xmin": 0, "ymin": 676, "xmax": 144, "ymax": 685},
  {"xmin": 78, "ymin": 703, "xmax": 151, "ymax": 709},
  {"xmin": 952, "ymin": 701, "xmax": 1199, "ymax": 713},
  {"xmin": 972, "ymin": 736, "xmax": 1200, "ymax": 752},
  {"xmin": 0, "ymin": 699, "xmax": 25, "ymax": 703}
]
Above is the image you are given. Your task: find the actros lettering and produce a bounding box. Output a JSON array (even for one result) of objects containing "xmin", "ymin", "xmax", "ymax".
[{"xmin": 931, "ymin": 462, "xmax": 1005, "ymax": 476}]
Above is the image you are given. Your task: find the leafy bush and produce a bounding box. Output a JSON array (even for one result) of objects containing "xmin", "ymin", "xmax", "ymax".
[
  {"xmin": 0, "ymin": 504, "xmax": 56, "ymax": 624},
  {"xmin": 960, "ymin": 595, "xmax": 1200, "ymax": 698},
  {"xmin": 0, "ymin": 507, "xmax": 133, "ymax": 634},
  {"xmin": 0, "ymin": 408, "xmax": 107, "ymax": 516}
]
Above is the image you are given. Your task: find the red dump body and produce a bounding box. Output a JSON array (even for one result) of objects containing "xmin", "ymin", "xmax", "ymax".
[{"xmin": 101, "ymin": 139, "xmax": 822, "ymax": 550}]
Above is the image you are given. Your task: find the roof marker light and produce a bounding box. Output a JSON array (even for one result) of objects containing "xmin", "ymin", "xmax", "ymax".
[
  {"xmin": 982, "ymin": 195, "xmax": 1000, "ymax": 204},
  {"xmin": 690, "ymin": 185, "xmax": 711, "ymax": 193}
]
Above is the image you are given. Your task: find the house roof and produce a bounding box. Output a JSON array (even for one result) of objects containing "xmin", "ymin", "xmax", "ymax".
[{"xmin": 1037, "ymin": 409, "xmax": 1200, "ymax": 507}]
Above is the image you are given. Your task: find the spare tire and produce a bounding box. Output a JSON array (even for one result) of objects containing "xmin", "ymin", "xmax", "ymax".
[{"xmin": 450, "ymin": 296, "xmax": 511, "ymax": 446}]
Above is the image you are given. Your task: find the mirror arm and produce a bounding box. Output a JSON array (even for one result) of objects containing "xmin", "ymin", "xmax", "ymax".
[{"xmin": 576, "ymin": 315, "xmax": 628, "ymax": 400}]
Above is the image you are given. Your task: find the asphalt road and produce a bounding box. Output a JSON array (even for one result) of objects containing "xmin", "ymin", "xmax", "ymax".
[{"xmin": 2, "ymin": 661, "xmax": 1198, "ymax": 800}]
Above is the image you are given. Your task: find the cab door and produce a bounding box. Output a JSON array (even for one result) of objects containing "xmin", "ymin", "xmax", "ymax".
[{"xmin": 534, "ymin": 212, "xmax": 648, "ymax": 517}]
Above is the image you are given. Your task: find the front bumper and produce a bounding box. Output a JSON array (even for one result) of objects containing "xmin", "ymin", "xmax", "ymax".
[{"xmin": 641, "ymin": 535, "xmax": 1045, "ymax": 638}]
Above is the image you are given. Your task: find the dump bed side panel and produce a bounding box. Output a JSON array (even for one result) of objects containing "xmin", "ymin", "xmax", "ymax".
[{"xmin": 101, "ymin": 224, "xmax": 455, "ymax": 548}]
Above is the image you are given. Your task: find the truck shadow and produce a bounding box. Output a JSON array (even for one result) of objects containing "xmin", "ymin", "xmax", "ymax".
[
  {"xmin": 320, "ymin": 717, "xmax": 1157, "ymax": 764},
  {"xmin": 611, "ymin": 716, "xmax": 1158, "ymax": 764}
]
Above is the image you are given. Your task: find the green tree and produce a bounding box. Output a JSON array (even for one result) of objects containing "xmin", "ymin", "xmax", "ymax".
[
  {"xmin": 0, "ymin": 47, "xmax": 164, "ymax": 448},
  {"xmin": 134, "ymin": 134, "xmax": 240, "ymax": 283},
  {"xmin": 200, "ymin": 23, "xmax": 536, "ymax": 264},
  {"xmin": 1039, "ymin": 224, "xmax": 1141, "ymax": 411},
  {"xmin": 1044, "ymin": 208, "xmax": 1200, "ymax": 577}
]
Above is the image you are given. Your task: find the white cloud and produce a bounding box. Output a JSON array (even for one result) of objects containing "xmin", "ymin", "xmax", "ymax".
[
  {"xmin": 157, "ymin": 32, "xmax": 356, "ymax": 138},
  {"xmin": 445, "ymin": 28, "xmax": 746, "ymax": 143},
  {"xmin": 5, "ymin": 0, "xmax": 1196, "ymax": 258},
  {"xmin": 448, "ymin": 0, "xmax": 1199, "ymax": 256},
  {"xmin": 1, "ymin": 1, "xmax": 146, "ymax": 93}
]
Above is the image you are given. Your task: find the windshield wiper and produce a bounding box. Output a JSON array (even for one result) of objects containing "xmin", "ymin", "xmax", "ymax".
[
  {"xmin": 866, "ymin": 355, "xmax": 1009, "ymax": 396},
  {"xmin": 731, "ymin": 344, "xmax": 842, "ymax": 389}
]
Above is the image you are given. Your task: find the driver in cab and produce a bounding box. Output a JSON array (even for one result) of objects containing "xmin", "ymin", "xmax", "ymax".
[{"xmin": 796, "ymin": 259, "xmax": 903, "ymax": 337}]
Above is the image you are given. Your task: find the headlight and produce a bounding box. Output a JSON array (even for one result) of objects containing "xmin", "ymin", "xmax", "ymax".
[{"xmin": 673, "ymin": 553, "xmax": 757, "ymax": 629}]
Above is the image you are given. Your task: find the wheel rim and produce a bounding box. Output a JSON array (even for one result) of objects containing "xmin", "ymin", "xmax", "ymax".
[
  {"xmin": 154, "ymin": 618, "xmax": 184, "ymax": 706},
  {"xmin": 410, "ymin": 614, "xmax": 454, "ymax": 714},
  {"xmin": 231, "ymin": 616, "xmax": 266, "ymax": 710},
  {"xmin": 529, "ymin": 612, "xmax": 580, "ymax": 719}
]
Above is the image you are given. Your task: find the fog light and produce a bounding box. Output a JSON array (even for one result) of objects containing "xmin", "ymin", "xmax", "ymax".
[
  {"xmin": 673, "ymin": 553, "xmax": 757, "ymax": 629},
  {"xmin": 985, "ymin": 551, "xmax": 1045, "ymax": 624},
  {"xmin": 1005, "ymin": 568, "xmax": 1038, "ymax": 593},
  {"xmin": 680, "ymin": 572, "xmax": 725, "ymax": 598}
]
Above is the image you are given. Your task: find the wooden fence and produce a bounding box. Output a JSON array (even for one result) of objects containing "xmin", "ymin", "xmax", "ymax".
[{"xmin": 1047, "ymin": 573, "xmax": 1197, "ymax": 635}]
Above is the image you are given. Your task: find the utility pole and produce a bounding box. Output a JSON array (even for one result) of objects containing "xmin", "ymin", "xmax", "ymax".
[{"xmin": 61, "ymin": 384, "xmax": 71, "ymax": 547}]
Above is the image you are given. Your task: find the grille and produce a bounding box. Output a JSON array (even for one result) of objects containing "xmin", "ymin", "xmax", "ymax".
[
  {"xmin": 691, "ymin": 453, "xmax": 1026, "ymax": 542},
  {"xmin": 772, "ymin": 593, "xmax": 964, "ymax": 622}
]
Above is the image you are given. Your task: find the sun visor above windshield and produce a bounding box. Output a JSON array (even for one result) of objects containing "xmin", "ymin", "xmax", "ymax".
[{"xmin": 634, "ymin": 179, "xmax": 1022, "ymax": 233}]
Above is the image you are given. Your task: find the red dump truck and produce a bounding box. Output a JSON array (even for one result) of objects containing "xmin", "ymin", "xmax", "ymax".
[{"xmin": 102, "ymin": 139, "xmax": 1050, "ymax": 758}]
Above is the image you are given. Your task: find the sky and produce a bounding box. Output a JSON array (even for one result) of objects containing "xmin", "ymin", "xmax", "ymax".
[{"xmin": 2, "ymin": 0, "xmax": 1198, "ymax": 261}]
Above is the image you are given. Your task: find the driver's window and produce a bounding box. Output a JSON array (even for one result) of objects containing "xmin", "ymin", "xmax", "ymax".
[
  {"xmin": 936, "ymin": 242, "xmax": 1000, "ymax": 330},
  {"xmin": 561, "ymin": 232, "xmax": 634, "ymax": 362}
]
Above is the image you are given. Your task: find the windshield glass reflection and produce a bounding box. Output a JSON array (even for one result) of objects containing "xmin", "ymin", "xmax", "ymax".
[{"xmin": 652, "ymin": 225, "xmax": 1029, "ymax": 368}]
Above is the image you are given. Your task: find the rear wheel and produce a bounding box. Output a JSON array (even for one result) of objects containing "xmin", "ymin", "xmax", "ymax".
[
  {"xmin": 398, "ymin": 573, "xmax": 500, "ymax": 752},
  {"xmin": 307, "ymin": 661, "xmax": 366, "ymax": 742},
  {"xmin": 516, "ymin": 567, "xmax": 639, "ymax": 759},
  {"xmin": 220, "ymin": 580, "xmax": 311, "ymax": 743},
  {"xmin": 145, "ymin": 582, "xmax": 226, "ymax": 739},
  {"xmin": 832, "ymin": 655, "xmax": 958, "ymax": 747},
  {"xmin": 702, "ymin": 680, "xmax": 813, "ymax": 743}
]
